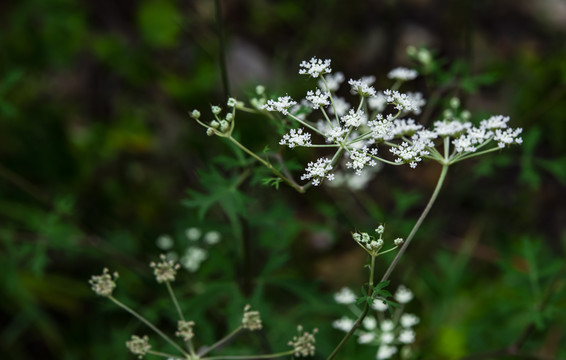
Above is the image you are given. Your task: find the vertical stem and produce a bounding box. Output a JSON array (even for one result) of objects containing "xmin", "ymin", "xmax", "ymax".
[
  {"xmin": 380, "ymin": 163, "xmax": 449, "ymax": 282},
  {"xmin": 214, "ymin": 0, "xmax": 230, "ymax": 100}
]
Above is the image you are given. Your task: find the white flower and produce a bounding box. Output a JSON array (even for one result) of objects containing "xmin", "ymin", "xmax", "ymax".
[
  {"xmin": 363, "ymin": 316, "xmax": 377, "ymax": 330},
  {"xmin": 306, "ymin": 88, "xmax": 330, "ymax": 109},
  {"xmin": 301, "ymin": 157, "xmax": 334, "ymax": 186},
  {"xmin": 180, "ymin": 247, "xmax": 208, "ymax": 272},
  {"xmin": 372, "ymin": 299, "xmax": 388, "ymax": 312},
  {"xmin": 480, "ymin": 115, "xmax": 510, "ymax": 129},
  {"xmin": 399, "ymin": 329, "xmax": 416, "ymax": 344},
  {"xmin": 394, "ymin": 238, "xmax": 403, "ymax": 246},
  {"xmin": 390, "ymin": 118, "xmax": 423, "ymax": 137},
  {"xmin": 400, "ymin": 313, "xmax": 420, "ymax": 328},
  {"xmin": 340, "ymin": 109, "xmax": 366, "ymax": 128},
  {"xmin": 433, "ymin": 120, "xmax": 472, "ymax": 137},
  {"xmin": 368, "ymin": 115, "xmax": 395, "ymax": 142},
  {"xmin": 203, "ymin": 231, "xmax": 221, "ymax": 245},
  {"xmin": 394, "ymin": 285, "xmax": 414, "ymax": 304},
  {"xmin": 387, "ymin": 67, "xmax": 418, "ymax": 81},
  {"xmin": 156, "ymin": 235, "xmax": 174, "ymax": 250},
  {"xmin": 334, "ymin": 287, "xmax": 356, "ymax": 304},
  {"xmin": 380, "ymin": 332, "xmax": 395, "ymax": 344},
  {"xmin": 376, "ymin": 345, "xmax": 398, "ymax": 359},
  {"xmin": 185, "ymin": 227, "xmax": 201, "ymax": 241},
  {"xmin": 389, "ymin": 139, "xmax": 430, "ymax": 168},
  {"xmin": 407, "ymin": 92, "xmax": 426, "ymax": 115},
  {"xmin": 280, "ymin": 128, "xmax": 312, "ymax": 148},
  {"xmin": 383, "ymin": 89, "xmax": 420, "ymax": 112},
  {"xmin": 323, "ymin": 125, "xmax": 348, "ymax": 143},
  {"xmin": 493, "ymin": 127, "xmax": 523, "ymax": 148},
  {"xmin": 332, "ymin": 316, "xmax": 354, "ymax": 332},
  {"xmin": 346, "ymin": 147, "xmax": 378, "ymax": 175},
  {"xmin": 349, "ymin": 78, "xmax": 377, "ymax": 97},
  {"xmin": 319, "ymin": 71, "xmax": 344, "ymax": 91},
  {"xmin": 261, "ymin": 96, "xmax": 297, "ymax": 115},
  {"xmin": 358, "ymin": 332, "xmax": 376, "ymax": 344},
  {"xmin": 299, "ymin": 57, "xmax": 332, "ymax": 78},
  {"xmin": 380, "ymin": 319, "xmax": 395, "ymax": 332}
]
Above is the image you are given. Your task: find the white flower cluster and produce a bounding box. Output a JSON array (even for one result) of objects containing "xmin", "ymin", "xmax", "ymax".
[
  {"xmin": 300, "ymin": 157, "xmax": 334, "ymax": 186},
  {"xmin": 155, "ymin": 227, "xmax": 222, "ymax": 273},
  {"xmin": 387, "ymin": 67, "xmax": 418, "ymax": 81},
  {"xmin": 299, "ymin": 57, "xmax": 332, "ymax": 78},
  {"xmin": 250, "ymin": 57, "xmax": 522, "ymax": 187},
  {"xmin": 280, "ymin": 128, "xmax": 312, "ymax": 148},
  {"xmin": 332, "ymin": 285, "xmax": 419, "ymax": 360}
]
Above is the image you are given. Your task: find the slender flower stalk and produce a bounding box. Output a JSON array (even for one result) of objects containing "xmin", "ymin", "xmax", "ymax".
[
  {"xmin": 198, "ymin": 326, "xmax": 243, "ymax": 357},
  {"xmin": 202, "ymin": 350, "xmax": 296, "ymax": 360},
  {"xmin": 108, "ymin": 296, "xmax": 189, "ymax": 357}
]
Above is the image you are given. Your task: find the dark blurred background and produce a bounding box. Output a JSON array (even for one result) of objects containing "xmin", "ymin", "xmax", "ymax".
[{"xmin": 1, "ymin": 0, "xmax": 565, "ymax": 359}]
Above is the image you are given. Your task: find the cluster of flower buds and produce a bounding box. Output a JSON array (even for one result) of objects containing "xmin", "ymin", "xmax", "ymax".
[
  {"xmin": 190, "ymin": 97, "xmax": 242, "ymax": 137},
  {"xmin": 352, "ymin": 225, "xmax": 403, "ymax": 257}
]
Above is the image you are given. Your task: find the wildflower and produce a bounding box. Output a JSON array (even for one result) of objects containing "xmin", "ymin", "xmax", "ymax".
[
  {"xmin": 349, "ymin": 78, "xmax": 377, "ymax": 97},
  {"xmin": 211, "ymin": 105, "xmax": 221, "ymax": 115},
  {"xmin": 433, "ymin": 120, "xmax": 472, "ymax": 137},
  {"xmin": 190, "ymin": 110, "xmax": 201, "ymax": 119},
  {"xmin": 380, "ymin": 332, "xmax": 395, "ymax": 344},
  {"xmin": 363, "ymin": 317, "xmax": 377, "ymax": 330},
  {"xmin": 332, "ymin": 316, "xmax": 355, "ymax": 332},
  {"xmin": 288, "ymin": 325, "xmax": 318, "ymax": 357},
  {"xmin": 185, "ymin": 227, "xmax": 201, "ymax": 241},
  {"xmin": 323, "ymin": 125, "xmax": 348, "ymax": 143},
  {"xmin": 126, "ymin": 335, "xmax": 151, "ymax": 359},
  {"xmin": 480, "ymin": 115, "xmax": 510, "ymax": 129},
  {"xmin": 203, "ymin": 231, "xmax": 221, "ymax": 245},
  {"xmin": 305, "ymin": 89, "xmax": 330, "ymax": 109},
  {"xmin": 180, "ymin": 246, "xmax": 208, "ymax": 272},
  {"xmin": 89, "ymin": 268, "xmax": 119, "ymax": 297},
  {"xmin": 242, "ymin": 304, "xmax": 263, "ymax": 330},
  {"xmin": 387, "ymin": 67, "xmax": 418, "ymax": 81},
  {"xmin": 156, "ymin": 235, "xmax": 174, "ymax": 250},
  {"xmin": 400, "ymin": 313, "xmax": 420, "ymax": 328},
  {"xmin": 299, "ymin": 57, "xmax": 332, "ymax": 78},
  {"xmin": 340, "ymin": 109, "xmax": 366, "ymax": 128},
  {"xmin": 358, "ymin": 332, "xmax": 376, "ymax": 344},
  {"xmin": 394, "ymin": 238, "xmax": 404, "ymax": 246},
  {"xmin": 383, "ymin": 89, "xmax": 420, "ymax": 112},
  {"xmin": 261, "ymin": 96, "xmax": 297, "ymax": 115},
  {"xmin": 399, "ymin": 329, "xmax": 416, "ymax": 344},
  {"xmin": 300, "ymin": 157, "xmax": 334, "ymax": 186},
  {"xmin": 346, "ymin": 147, "xmax": 378, "ymax": 175},
  {"xmin": 390, "ymin": 118, "xmax": 423, "ymax": 137},
  {"xmin": 176, "ymin": 320, "xmax": 195, "ymax": 341},
  {"xmin": 380, "ymin": 319, "xmax": 395, "ymax": 332},
  {"xmin": 334, "ymin": 287, "xmax": 356, "ymax": 304},
  {"xmin": 327, "ymin": 96, "xmax": 350, "ymax": 116},
  {"xmin": 493, "ymin": 127, "xmax": 523, "ymax": 148},
  {"xmin": 394, "ymin": 285, "xmax": 414, "ymax": 304},
  {"xmin": 376, "ymin": 344, "xmax": 398, "ymax": 359},
  {"xmin": 368, "ymin": 92, "xmax": 388, "ymax": 112},
  {"xmin": 372, "ymin": 299, "xmax": 388, "ymax": 312},
  {"xmin": 150, "ymin": 254, "xmax": 180, "ymax": 283},
  {"xmin": 280, "ymin": 128, "xmax": 312, "ymax": 148},
  {"xmin": 227, "ymin": 97, "xmax": 243, "ymax": 108}
]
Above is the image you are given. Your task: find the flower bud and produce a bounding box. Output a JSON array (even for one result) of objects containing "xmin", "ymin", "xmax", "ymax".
[
  {"xmin": 211, "ymin": 105, "xmax": 221, "ymax": 115},
  {"xmin": 190, "ymin": 110, "xmax": 201, "ymax": 119},
  {"xmin": 206, "ymin": 128, "xmax": 215, "ymax": 136},
  {"xmin": 450, "ymin": 97, "xmax": 460, "ymax": 109}
]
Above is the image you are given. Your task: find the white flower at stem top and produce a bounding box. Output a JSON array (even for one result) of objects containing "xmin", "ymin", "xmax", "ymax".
[
  {"xmin": 288, "ymin": 325, "xmax": 318, "ymax": 357},
  {"xmin": 348, "ymin": 78, "xmax": 377, "ymax": 97},
  {"xmin": 377, "ymin": 344, "xmax": 398, "ymax": 359},
  {"xmin": 306, "ymin": 88, "xmax": 330, "ymax": 109},
  {"xmin": 150, "ymin": 254, "xmax": 180, "ymax": 283},
  {"xmin": 387, "ymin": 67, "xmax": 418, "ymax": 81},
  {"xmin": 299, "ymin": 57, "xmax": 332, "ymax": 78},
  {"xmin": 126, "ymin": 335, "xmax": 151, "ymax": 359},
  {"xmin": 280, "ymin": 128, "xmax": 312, "ymax": 148},
  {"xmin": 394, "ymin": 285, "xmax": 414, "ymax": 304},
  {"xmin": 89, "ymin": 268, "xmax": 119, "ymax": 297},
  {"xmin": 261, "ymin": 96, "xmax": 297, "ymax": 115},
  {"xmin": 340, "ymin": 108, "xmax": 366, "ymax": 128},
  {"xmin": 300, "ymin": 157, "xmax": 335, "ymax": 186}
]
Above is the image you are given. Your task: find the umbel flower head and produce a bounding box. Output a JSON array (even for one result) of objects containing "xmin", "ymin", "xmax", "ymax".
[
  {"xmin": 288, "ymin": 325, "xmax": 318, "ymax": 357},
  {"xmin": 89, "ymin": 268, "xmax": 119, "ymax": 297},
  {"xmin": 150, "ymin": 254, "xmax": 180, "ymax": 283},
  {"xmin": 176, "ymin": 320, "xmax": 195, "ymax": 341},
  {"xmin": 352, "ymin": 225, "xmax": 403, "ymax": 257},
  {"xmin": 242, "ymin": 304, "xmax": 263, "ymax": 330},
  {"xmin": 126, "ymin": 335, "xmax": 151, "ymax": 359}
]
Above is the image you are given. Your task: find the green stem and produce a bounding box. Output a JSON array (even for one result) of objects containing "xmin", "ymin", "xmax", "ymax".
[
  {"xmin": 109, "ymin": 296, "xmax": 189, "ymax": 357},
  {"xmin": 198, "ymin": 326, "xmax": 243, "ymax": 357},
  {"xmin": 147, "ymin": 350, "xmax": 185, "ymax": 359},
  {"xmin": 327, "ymin": 255, "xmax": 376, "ymax": 360},
  {"xmin": 165, "ymin": 281, "xmax": 185, "ymax": 322},
  {"xmin": 203, "ymin": 350, "xmax": 295, "ymax": 360},
  {"xmin": 380, "ymin": 163, "xmax": 449, "ymax": 282},
  {"xmin": 227, "ymin": 136, "xmax": 305, "ymax": 193},
  {"xmin": 214, "ymin": 0, "xmax": 230, "ymax": 100}
]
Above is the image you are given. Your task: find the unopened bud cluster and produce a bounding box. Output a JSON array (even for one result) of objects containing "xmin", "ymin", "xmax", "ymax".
[
  {"xmin": 176, "ymin": 320, "xmax": 195, "ymax": 341},
  {"xmin": 89, "ymin": 268, "xmax": 119, "ymax": 297},
  {"xmin": 150, "ymin": 254, "xmax": 180, "ymax": 283},
  {"xmin": 352, "ymin": 225, "xmax": 403, "ymax": 256},
  {"xmin": 190, "ymin": 97, "xmax": 240, "ymax": 137},
  {"xmin": 288, "ymin": 325, "xmax": 318, "ymax": 357},
  {"xmin": 242, "ymin": 304, "xmax": 263, "ymax": 331},
  {"xmin": 126, "ymin": 335, "xmax": 151, "ymax": 358}
]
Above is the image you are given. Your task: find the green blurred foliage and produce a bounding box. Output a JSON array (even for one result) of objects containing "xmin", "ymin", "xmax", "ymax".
[{"xmin": 1, "ymin": 0, "xmax": 565, "ymax": 359}]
